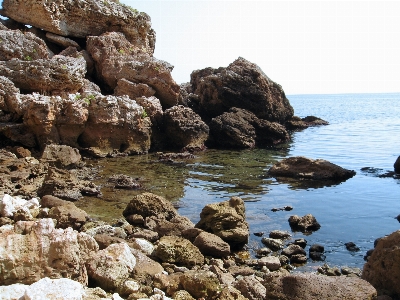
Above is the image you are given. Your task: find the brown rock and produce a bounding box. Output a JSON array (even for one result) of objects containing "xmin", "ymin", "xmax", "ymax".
[
  {"xmin": 114, "ymin": 78, "xmax": 156, "ymax": 99},
  {"xmin": 193, "ymin": 231, "xmax": 231, "ymax": 257},
  {"xmin": 48, "ymin": 203, "xmax": 87, "ymax": 230},
  {"xmin": 2, "ymin": 0, "xmax": 155, "ymax": 53},
  {"xmin": 288, "ymin": 214, "xmax": 321, "ymax": 232},
  {"xmin": 180, "ymin": 270, "xmax": 220, "ymax": 299},
  {"xmin": 41, "ymin": 144, "xmax": 81, "ymax": 169},
  {"xmin": 145, "ymin": 215, "xmax": 195, "ymax": 237},
  {"xmin": 264, "ymin": 273, "xmax": 377, "ymax": 300},
  {"xmin": 195, "ymin": 196, "xmax": 249, "ymax": 248},
  {"xmin": 233, "ymin": 275, "xmax": 267, "ymax": 300},
  {"xmin": 130, "ymin": 248, "xmax": 164, "ymax": 277},
  {"xmin": 45, "ymin": 32, "xmax": 81, "ymax": 50}
]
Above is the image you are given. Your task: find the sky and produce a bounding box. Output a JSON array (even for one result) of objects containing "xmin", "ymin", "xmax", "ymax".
[
  {"xmin": 127, "ymin": 0, "xmax": 400, "ymax": 95},
  {"xmin": 1, "ymin": 0, "xmax": 399, "ymax": 95}
]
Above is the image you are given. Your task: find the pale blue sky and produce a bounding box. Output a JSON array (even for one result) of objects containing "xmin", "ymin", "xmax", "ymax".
[{"xmin": 1, "ymin": 1, "xmax": 399, "ymax": 95}]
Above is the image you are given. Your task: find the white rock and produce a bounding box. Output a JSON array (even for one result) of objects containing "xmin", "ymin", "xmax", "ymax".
[
  {"xmin": 24, "ymin": 277, "xmax": 83, "ymax": 300},
  {"xmin": 0, "ymin": 283, "xmax": 28, "ymax": 300},
  {"xmin": 0, "ymin": 194, "xmax": 40, "ymax": 218},
  {"xmin": 130, "ymin": 238, "xmax": 154, "ymax": 256}
]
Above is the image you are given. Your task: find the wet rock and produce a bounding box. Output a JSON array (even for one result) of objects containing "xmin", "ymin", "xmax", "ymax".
[
  {"xmin": 281, "ymin": 244, "xmax": 306, "ymax": 258},
  {"xmin": 290, "ymin": 254, "xmax": 308, "ymax": 265},
  {"xmin": 263, "ymin": 272, "xmax": 377, "ymax": 299},
  {"xmin": 208, "ymin": 107, "xmax": 289, "ymax": 149},
  {"xmin": 345, "ymin": 242, "xmax": 360, "ymax": 252},
  {"xmin": 193, "ymin": 231, "xmax": 231, "ymax": 257},
  {"xmin": 253, "ymin": 231, "xmax": 264, "ymax": 237},
  {"xmin": 0, "ymin": 56, "xmax": 86, "ymax": 94},
  {"xmin": 288, "ymin": 214, "xmax": 321, "ymax": 233},
  {"xmin": 261, "ymin": 237, "xmax": 284, "ymax": 251},
  {"xmin": 285, "ymin": 115, "xmax": 329, "ymax": 130},
  {"xmin": 318, "ymin": 264, "xmax": 342, "ymax": 276},
  {"xmin": 163, "ymin": 105, "xmax": 209, "ymax": 151},
  {"xmin": 87, "ymin": 243, "xmax": 136, "ymax": 291},
  {"xmin": 41, "ymin": 144, "xmax": 82, "ymax": 169},
  {"xmin": 341, "ymin": 267, "xmax": 362, "ymax": 277},
  {"xmin": 0, "ymin": 29, "xmax": 49, "ymax": 61},
  {"xmin": 190, "ymin": 57, "xmax": 294, "ymax": 122},
  {"xmin": 195, "ymin": 196, "xmax": 249, "ymax": 248},
  {"xmin": 293, "ymin": 238, "xmax": 307, "ymax": 248},
  {"xmin": 180, "ymin": 270, "xmax": 220, "ymax": 299},
  {"xmin": 2, "ymin": 0, "xmax": 155, "ymax": 53},
  {"xmin": 255, "ymin": 247, "xmax": 272, "ymax": 258},
  {"xmin": 86, "ymin": 32, "xmax": 178, "ymax": 106},
  {"xmin": 0, "ymin": 218, "xmax": 98, "ymax": 285},
  {"xmin": 269, "ymin": 230, "xmax": 291, "ymax": 239},
  {"xmin": 271, "ymin": 205, "xmax": 293, "ymax": 212},
  {"xmin": 108, "ymin": 174, "xmax": 142, "ymax": 189},
  {"xmin": 154, "ymin": 236, "xmax": 204, "ymax": 267},
  {"xmin": 394, "ymin": 156, "xmax": 400, "ymax": 173},
  {"xmin": 268, "ymin": 156, "xmax": 356, "ymax": 181},
  {"xmin": 233, "ymin": 275, "xmax": 267, "ymax": 300},
  {"xmin": 362, "ymin": 230, "xmax": 400, "ymax": 297},
  {"xmin": 123, "ymin": 192, "xmax": 178, "ymax": 221},
  {"xmin": 309, "ymin": 243, "xmax": 326, "ymax": 261}
]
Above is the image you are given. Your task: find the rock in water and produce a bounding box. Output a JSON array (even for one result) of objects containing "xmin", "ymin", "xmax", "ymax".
[{"xmin": 394, "ymin": 156, "xmax": 400, "ymax": 173}]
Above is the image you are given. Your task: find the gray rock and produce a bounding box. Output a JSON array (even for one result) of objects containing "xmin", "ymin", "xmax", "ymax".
[
  {"xmin": 233, "ymin": 275, "xmax": 267, "ymax": 300},
  {"xmin": 269, "ymin": 230, "xmax": 291, "ymax": 239},
  {"xmin": 281, "ymin": 244, "xmax": 306, "ymax": 257},
  {"xmin": 261, "ymin": 237, "xmax": 284, "ymax": 251}
]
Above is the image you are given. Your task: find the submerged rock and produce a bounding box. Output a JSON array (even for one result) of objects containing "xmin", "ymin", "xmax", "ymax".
[{"xmin": 268, "ymin": 156, "xmax": 356, "ymax": 181}]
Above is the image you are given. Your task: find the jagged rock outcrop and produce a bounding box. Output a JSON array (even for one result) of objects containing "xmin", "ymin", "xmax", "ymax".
[
  {"xmin": 114, "ymin": 78, "xmax": 156, "ymax": 99},
  {"xmin": 86, "ymin": 32, "xmax": 179, "ymax": 107},
  {"xmin": 189, "ymin": 57, "xmax": 294, "ymax": 122},
  {"xmin": 0, "ymin": 29, "xmax": 49, "ymax": 61},
  {"xmin": 1, "ymin": 0, "xmax": 156, "ymax": 54},
  {"xmin": 0, "ymin": 56, "xmax": 86, "ymax": 94},
  {"xmin": 208, "ymin": 107, "xmax": 289, "ymax": 148},
  {"xmin": 362, "ymin": 230, "xmax": 400, "ymax": 298},
  {"xmin": 263, "ymin": 273, "xmax": 377, "ymax": 300},
  {"xmin": 0, "ymin": 218, "xmax": 99, "ymax": 285},
  {"xmin": 268, "ymin": 156, "xmax": 356, "ymax": 181},
  {"xmin": 163, "ymin": 105, "xmax": 209, "ymax": 151},
  {"xmin": 286, "ymin": 115, "xmax": 329, "ymax": 130},
  {"xmin": 195, "ymin": 197, "xmax": 249, "ymax": 248}
]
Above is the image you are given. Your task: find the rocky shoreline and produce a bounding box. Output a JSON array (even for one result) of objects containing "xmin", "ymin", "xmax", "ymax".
[{"xmin": 0, "ymin": 0, "xmax": 399, "ymax": 299}]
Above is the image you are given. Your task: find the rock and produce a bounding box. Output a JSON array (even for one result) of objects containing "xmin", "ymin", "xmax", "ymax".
[
  {"xmin": 255, "ymin": 247, "xmax": 272, "ymax": 258},
  {"xmin": 0, "ymin": 56, "xmax": 86, "ymax": 94},
  {"xmin": 0, "ymin": 283, "xmax": 28, "ymax": 300},
  {"xmin": 59, "ymin": 47, "xmax": 94, "ymax": 77},
  {"xmin": 123, "ymin": 192, "xmax": 178, "ymax": 221},
  {"xmin": 45, "ymin": 32, "xmax": 81, "ymax": 50},
  {"xmin": 0, "ymin": 29, "xmax": 49, "ymax": 61},
  {"xmin": 40, "ymin": 194, "xmax": 73, "ymax": 208},
  {"xmin": 263, "ymin": 273, "xmax": 377, "ymax": 299},
  {"xmin": 2, "ymin": 0, "xmax": 155, "ymax": 53},
  {"xmin": 345, "ymin": 242, "xmax": 360, "ymax": 252},
  {"xmin": 394, "ymin": 156, "xmax": 400, "ymax": 173},
  {"xmin": 41, "ymin": 144, "xmax": 81, "ymax": 169},
  {"xmin": 94, "ymin": 234, "xmax": 125, "ymax": 250},
  {"xmin": 290, "ymin": 254, "xmax": 308, "ymax": 264},
  {"xmin": 190, "ymin": 57, "xmax": 294, "ymax": 122},
  {"xmin": 108, "ymin": 174, "xmax": 141, "ymax": 190},
  {"xmin": 172, "ymin": 290, "xmax": 196, "ymax": 300},
  {"xmin": 208, "ymin": 107, "xmax": 289, "ymax": 148},
  {"xmin": 233, "ymin": 275, "xmax": 267, "ymax": 300},
  {"xmin": 309, "ymin": 244, "xmax": 326, "ymax": 261},
  {"xmin": 217, "ymin": 286, "xmax": 248, "ymax": 300},
  {"xmin": 145, "ymin": 215, "xmax": 195, "ymax": 237},
  {"xmin": 86, "ymin": 32, "xmax": 179, "ymax": 107},
  {"xmin": 180, "ymin": 270, "xmax": 220, "ymax": 299},
  {"xmin": 24, "ymin": 277, "xmax": 84, "ymax": 300},
  {"xmin": 87, "ymin": 243, "xmax": 136, "ymax": 291},
  {"xmin": 129, "ymin": 238, "xmax": 154, "ymax": 256},
  {"xmin": 261, "ymin": 237, "xmax": 284, "ymax": 251},
  {"xmin": 282, "ymin": 244, "xmax": 306, "ymax": 258},
  {"xmin": 293, "ymin": 238, "xmax": 307, "ymax": 248},
  {"xmin": 193, "ymin": 231, "xmax": 231, "ymax": 257},
  {"xmin": 288, "ymin": 214, "xmax": 321, "ymax": 232},
  {"xmin": 257, "ymin": 256, "xmax": 281, "ymax": 271},
  {"xmin": 318, "ymin": 264, "xmax": 342, "ymax": 276},
  {"xmin": 84, "ymin": 224, "xmax": 127, "ymax": 240},
  {"xmin": 195, "ymin": 196, "xmax": 249, "ymax": 248},
  {"xmin": 130, "ymin": 248, "xmax": 164, "ymax": 277},
  {"xmin": 0, "ymin": 76, "xmax": 19, "ymax": 112},
  {"xmin": 153, "ymin": 236, "xmax": 204, "ymax": 267},
  {"xmin": 285, "ymin": 115, "xmax": 329, "ymax": 130},
  {"xmin": 362, "ymin": 230, "xmax": 400, "ymax": 297},
  {"xmin": 163, "ymin": 105, "xmax": 209, "ymax": 151},
  {"xmin": 269, "ymin": 230, "xmax": 291, "ymax": 239},
  {"xmin": 268, "ymin": 156, "xmax": 356, "ymax": 181},
  {"xmin": 48, "ymin": 202, "xmax": 87, "ymax": 230},
  {"xmin": 114, "ymin": 78, "xmax": 156, "ymax": 99},
  {"xmin": 0, "ymin": 194, "xmax": 39, "ymax": 219},
  {"xmin": 0, "ymin": 218, "xmax": 98, "ymax": 285}
]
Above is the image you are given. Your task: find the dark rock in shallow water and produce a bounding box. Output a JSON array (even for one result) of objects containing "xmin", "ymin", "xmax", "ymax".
[
  {"xmin": 288, "ymin": 214, "xmax": 321, "ymax": 233},
  {"xmin": 345, "ymin": 242, "xmax": 360, "ymax": 252},
  {"xmin": 285, "ymin": 115, "xmax": 329, "ymax": 130},
  {"xmin": 395, "ymin": 156, "xmax": 400, "ymax": 173}
]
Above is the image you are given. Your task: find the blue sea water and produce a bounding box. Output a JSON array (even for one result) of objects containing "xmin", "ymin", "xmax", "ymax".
[{"xmin": 178, "ymin": 93, "xmax": 400, "ymax": 271}]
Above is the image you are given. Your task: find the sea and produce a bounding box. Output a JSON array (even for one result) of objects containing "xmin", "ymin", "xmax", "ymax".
[{"xmin": 77, "ymin": 93, "xmax": 400, "ymax": 272}]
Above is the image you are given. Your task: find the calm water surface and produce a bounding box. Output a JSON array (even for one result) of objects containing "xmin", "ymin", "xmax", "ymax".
[{"xmin": 77, "ymin": 93, "xmax": 400, "ymax": 271}]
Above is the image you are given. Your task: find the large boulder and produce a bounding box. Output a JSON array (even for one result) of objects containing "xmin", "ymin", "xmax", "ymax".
[
  {"xmin": 180, "ymin": 270, "xmax": 221, "ymax": 299},
  {"xmin": 268, "ymin": 156, "xmax": 356, "ymax": 181},
  {"xmin": 193, "ymin": 231, "xmax": 231, "ymax": 257},
  {"xmin": 2, "ymin": 0, "xmax": 155, "ymax": 54},
  {"xmin": 163, "ymin": 105, "xmax": 209, "ymax": 151},
  {"xmin": 24, "ymin": 277, "xmax": 84, "ymax": 300},
  {"xmin": 0, "ymin": 218, "xmax": 98, "ymax": 285},
  {"xmin": 190, "ymin": 57, "xmax": 294, "ymax": 122},
  {"xmin": 362, "ymin": 230, "xmax": 400, "ymax": 297},
  {"xmin": 40, "ymin": 144, "xmax": 82, "ymax": 169},
  {"xmin": 195, "ymin": 197, "xmax": 249, "ymax": 248},
  {"xmin": 208, "ymin": 107, "xmax": 289, "ymax": 148},
  {"xmin": 0, "ymin": 56, "xmax": 86, "ymax": 94},
  {"xmin": 86, "ymin": 32, "xmax": 179, "ymax": 107},
  {"xmin": 0, "ymin": 29, "xmax": 49, "ymax": 61},
  {"xmin": 263, "ymin": 273, "xmax": 377, "ymax": 299}
]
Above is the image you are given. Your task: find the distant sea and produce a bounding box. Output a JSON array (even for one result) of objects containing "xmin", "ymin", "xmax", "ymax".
[{"xmin": 79, "ymin": 93, "xmax": 400, "ymax": 271}]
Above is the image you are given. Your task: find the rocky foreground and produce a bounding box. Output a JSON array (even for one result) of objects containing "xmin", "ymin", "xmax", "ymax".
[{"xmin": 0, "ymin": 0, "xmax": 399, "ymax": 299}]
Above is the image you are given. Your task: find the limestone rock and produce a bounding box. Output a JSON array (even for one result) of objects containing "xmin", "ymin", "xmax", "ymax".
[
  {"xmin": 362, "ymin": 230, "xmax": 400, "ymax": 297},
  {"xmin": 48, "ymin": 202, "xmax": 87, "ymax": 230},
  {"xmin": 285, "ymin": 115, "xmax": 329, "ymax": 130},
  {"xmin": 233, "ymin": 275, "xmax": 267, "ymax": 300},
  {"xmin": 264, "ymin": 273, "xmax": 377, "ymax": 300},
  {"xmin": 195, "ymin": 197, "xmax": 249, "ymax": 248},
  {"xmin": 208, "ymin": 107, "xmax": 289, "ymax": 148},
  {"xmin": 0, "ymin": 194, "xmax": 39, "ymax": 219},
  {"xmin": 193, "ymin": 231, "xmax": 231, "ymax": 257},
  {"xmin": 0, "ymin": 56, "xmax": 86, "ymax": 94},
  {"xmin": 0, "ymin": 283, "xmax": 28, "ymax": 300},
  {"xmin": 154, "ymin": 236, "xmax": 204, "ymax": 267},
  {"xmin": 45, "ymin": 32, "xmax": 81, "ymax": 50},
  {"xmin": 0, "ymin": 76, "xmax": 19, "ymax": 112},
  {"xmin": 86, "ymin": 32, "xmax": 179, "ymax": 107},
  {"xmin": 123, "ymin": 192, "xmax": 178, "ymax": 221},
  {"xmin": 2, "ymin": 0, "xmax": 155, "ymax": 54},
  {"xmin": 257, "ymin": 256, "xmax": 281, "ymax": 271},
  {"xmin": 180, "ymin": 270, "xmax": 220, "ymax": 299},
  {"xmin": 41, "ymin": 144, "xmax": 81, "ymax": 169},
  {"xmin": 190, "ymin": 57, "xmax": 294, "ymax": 122},
  {"xmin": 288, "ymin": 214, "xmax": 321, "ymax": 233},
  {"xmin": 163, "ymin": 105, "xmax": 209, "ymax": 151},
  {"xmin": 268, "ymin": 156, "xmax": 356, "ymax": 181},
  {"xmin": 261, "ymin": 237, "xmax": 284, "ymax": 251},
  {"xmin": 0, "ymin": 29, "xmax": 49, "ymax": 61},
  {"xmin": 217, "ymin": 286, "xmax": 247, "ymax": 300},
  {"xmin": 145, "ymin": 215, "xmax": 195, "ymax": 237},
  {"xmin": 0, "ymin": 218, "xmax": 98, "ymax": 285},
  {"xmin": 114, "ymin": 78, "xmax": 156, "ymax": 99},
  {"xmin": 24, "ymin": 277, "xmax": 84, "ymax": 300},
  {"xmin": 87, "ymin": 243, "xmax": 136, "ymax": 291},
  {"xmin": 135, "ymin": 96, "xmax": 163, "ymax": 126}
]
